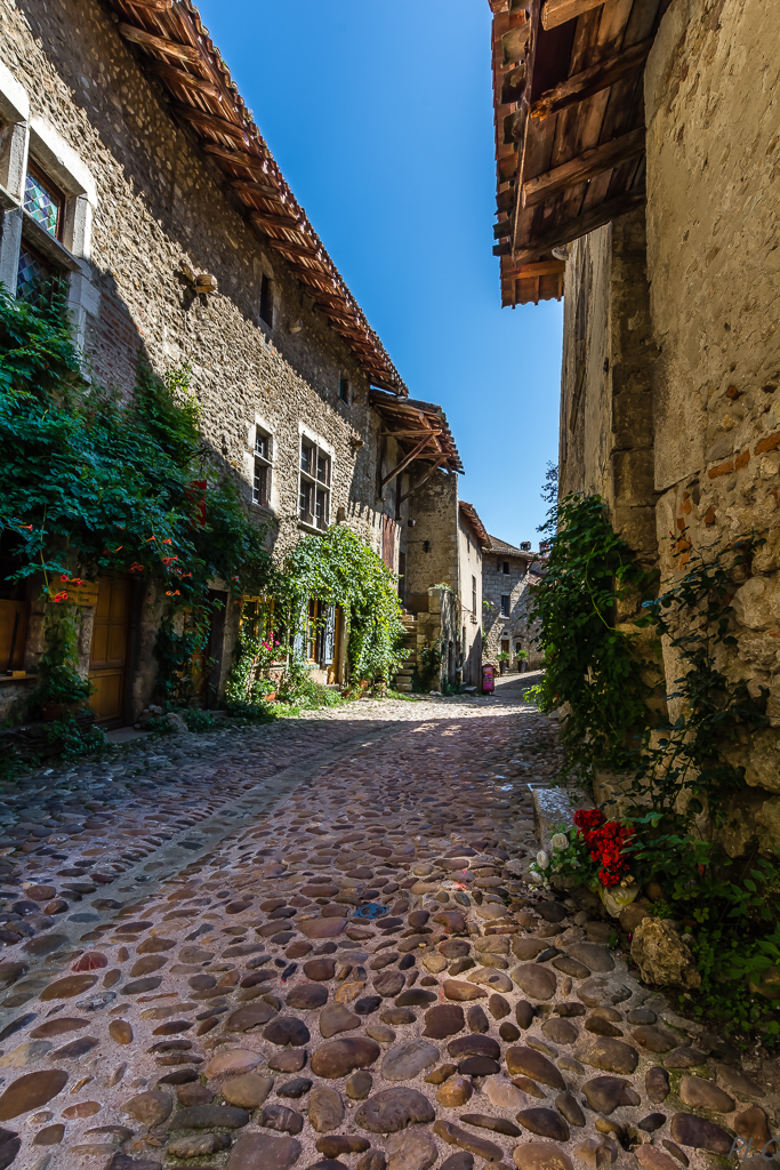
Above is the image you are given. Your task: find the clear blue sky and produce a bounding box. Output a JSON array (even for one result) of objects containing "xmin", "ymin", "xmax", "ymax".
[{"xmin": 197, "ymin": 0, "xmax": 563, "ymax": 544}]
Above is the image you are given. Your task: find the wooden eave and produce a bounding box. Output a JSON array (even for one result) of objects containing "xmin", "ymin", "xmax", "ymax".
[
  {"xmin": 459, "ymin": 501, "xmax": 490, "ymax": 549},
  {"xmin": 369, "ymin": 390, "xmax": 464, "ymax": 475},
  {"xmin": 487, "ymin": 0, "xmax": 667, "ymax": 305},
  {"xmin": 107, "ymin": 0, "xmax": 407, "ymax": 396}
]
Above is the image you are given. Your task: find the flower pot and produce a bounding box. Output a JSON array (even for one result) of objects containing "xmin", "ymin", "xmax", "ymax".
[{"xmin": 599, "ymin": 880, "xmax": 639, "ymax": 919}]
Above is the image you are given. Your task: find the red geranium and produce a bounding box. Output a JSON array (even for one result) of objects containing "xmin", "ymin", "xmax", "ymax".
[{"xmin": 573, "ymin": 809, "xmax": 633, "ymax": 887}]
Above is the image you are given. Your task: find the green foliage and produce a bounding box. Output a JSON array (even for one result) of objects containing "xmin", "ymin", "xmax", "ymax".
[
  {"xmin": 412, "ymin": 639, "xmax": 441, "ymax": 692},
  {"xmin": 0, "ymin": 288, "xmax": 273, "ymax": 706},
  {"xmin": 225, "ymin": 624, "xmax": 282, "ymax": 711},
  {"xmin": 45, "ymin": 713, "xmax": 106, "ymax": 760},
  {"xmin": 529, "ymin": 493, "xmax": 654, "ymax": 773},
  {"xmin": 281, "ymin": 525, "xmax": 405, "ymax": 686},
  {"xmin": 634, "ymin": 539, "xmax": 768, "ymax": 817},
  {"xmin": 182, "ymin": 707, "xmax": 219, "ymax": 732},
  {"xmin": 27, "ymin": 604, "xmax": 91, "ymax": 715}
]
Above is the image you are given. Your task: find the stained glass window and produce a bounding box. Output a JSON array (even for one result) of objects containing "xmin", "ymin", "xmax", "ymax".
[
  {"xmin": 16, "ymin": 245, "xmax": 59, "ymax": 307},
  {"xmin": 23, "ymin": 166, "xmax": 64, "ymax": 239}
]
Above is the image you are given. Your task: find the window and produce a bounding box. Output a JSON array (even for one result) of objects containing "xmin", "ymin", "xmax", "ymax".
[
  {"xmin": 24, "ymin": 163, "xmax": 65, "ymax": 239},
  {"xmin": 0, "ymin": 86, "xmax": 97, "ymax": 342},
  {"xmin": 260, "ymin": 273, "xmax": 274, "ymax": 328},
  {"xmin": 299, "ymin": 436, "xmax": 331, "ymax": 530},
  {"xmin": 502, "ymin": 561, "xmax": 510, "ymax": 574},
  {"xmin": 471, "ymin": 575, "xmax": 477, "ymax": 616},
  {"xmin": 501, "ymin": 594, "xmax": 510, "ymax": 617},
  {"xmin": 339, "ymin": 375, "xmax": 350, "ymax": 403},
  {"xmin": 252, "ymin": 427, "xmax": 273, "ymax": 508},
  {"xmin": 16, "ymin": 242, "xmax": 61, "ymax": 306}
]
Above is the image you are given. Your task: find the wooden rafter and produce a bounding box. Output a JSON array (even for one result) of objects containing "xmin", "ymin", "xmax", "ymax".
[
  {"xmin": 522, "ymin": 128, "xmax": 645, "ymax": 207},
  {"xmin": 150, "ymin": 61, "xmax": 222, "ymax": 100},
  {"xmin": 398, "ymin": 458, "xmax": 448, "ymax": 505},
  {"xmin": 531, "ymin": 38, "xmax": 653, "ymax": 120},
  {"xmin": 541, "ymin": 0, "xmax": 604, "ymax": 30},
  {"xmin": 381, "ymin": 434, "xmax": 435, "ymax": 488},
  {"xmin": 118, "ymin": 23, "xmax": 200, "ymax": 62},
  {"xmin": 513, "ymin": 191, "xmax": 644, "ymax": 264}
]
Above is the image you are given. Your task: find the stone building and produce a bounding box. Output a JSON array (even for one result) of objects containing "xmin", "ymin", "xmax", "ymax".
[
  {"xmin": 392, "ymin": 457, "xmax": 487, "ymax": 690},
  {"xmin": 482, "ymin": 535, "xmax": 544, "ymax": 670},
  {"xmin": 487, "ymin": 0, "xmax": 780, "ymax": 848},
  {"xmin": 0, "ymin": 0, "xmax": 463, "ymax": 725}
]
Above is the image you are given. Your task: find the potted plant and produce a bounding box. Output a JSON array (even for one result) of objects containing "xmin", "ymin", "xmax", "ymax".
[
  {"xmin": 516, "ymin": 647, "xmax": 529, "ymax": 672},
  {"xmin": 496, "ymin": 649, "xmax": 511, "ymax": 674}
]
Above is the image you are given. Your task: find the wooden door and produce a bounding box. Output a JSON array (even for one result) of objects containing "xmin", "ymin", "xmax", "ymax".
[{"xmin": 89, "ymin": 576, "xmax": 131, "ymax": 724}]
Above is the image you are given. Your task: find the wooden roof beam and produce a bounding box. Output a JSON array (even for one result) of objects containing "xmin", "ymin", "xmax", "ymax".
[
  {"xmin": 522, "ymin": 127, "xmax": 645, "ymax": 206},
  {"xmin": 118, "ymin": 23, "xmax": 201, "ymax": 62},
  {"xmin": 151, "ymin": 60, "xmax": 223, "ymax": 101},
  {"xmin": 531, "ymin": 38, "xmax": 653, "ymax": 119},
  {"xmin": 398, "ymin": 458, "xmax": 449, "ymax": 504},
  {"xmin": 381, "ymin": 434, "xmax": 436, "ymax": 487},
  {"xmin": 249, "ymin": 209, "xmax": 303, "ymax": 231},
  {"xmin": 541, "ymin": 0, "xmax": 604, "ymax": 31},
  {"xmin": 504, "ymin": 259, "xmax": 565, "ymax": 278},
  {"xmin": 204, "ymin": 142, "xmax": 270, "ymax": 175},
  {"xmin": 173, "ymin": 101, "xmax": 249, "ymax": 145},
  {"xmin": 513, "ymin": 190, "xmax": 644, "ymax": 263}
]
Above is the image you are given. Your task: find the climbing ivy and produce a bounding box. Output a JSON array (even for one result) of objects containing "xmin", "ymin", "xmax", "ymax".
[
  {"xmin": 281, "ymin": 525, "xmax": 405, "ymax": 687},
  {"xmin": 0, "ymin": 286, "xmax": 274, "ymax": 704},
  {"xmin": 529, "ymin": 493, "xmax": 655, "ymax": 774}
]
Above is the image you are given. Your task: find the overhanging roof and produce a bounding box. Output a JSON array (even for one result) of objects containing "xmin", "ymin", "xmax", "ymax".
[
  {"xmin": 488, "ymin": 0, "xmax": 667, "ymax": 305},
  {"xmin": 106, "ymin": 0, "xmax": 407, "ymax": 396},
  {"xmin": 459, "ymin": 501, "xmax": 489, "ymax": 548},
  {"xmin": 370, "ymin": 390, "xmax": 463, "ymax": 475},
  {"xmin": 486, "ymin": 533, "xmax": 535, "ymax": 559}
]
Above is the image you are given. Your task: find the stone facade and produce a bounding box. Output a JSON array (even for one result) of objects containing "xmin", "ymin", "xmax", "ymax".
[
  {"xmin": 482, "ymin": 537, "xmax": 543, "ymax": 671},
  {"xmin": 556, "ymin": 0, "xmax": 780, "ymax": 849},
  {"xmin": 0, "ymin": 0, "xmax": 438, "ymax": 721},
  {"xmin": 401, "ymin": 474, "xmax": 485, "ymax": 688}
]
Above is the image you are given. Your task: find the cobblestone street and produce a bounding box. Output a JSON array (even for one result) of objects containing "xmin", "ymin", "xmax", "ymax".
[{"xmin": 0, "ymin": 681, "xmax": 777, "ymax": 1170}]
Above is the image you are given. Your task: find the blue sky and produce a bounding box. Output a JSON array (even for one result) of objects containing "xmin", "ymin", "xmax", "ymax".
[{"xmin": 197, "ymin": 0, "xmax": 563, "ymax": 544}]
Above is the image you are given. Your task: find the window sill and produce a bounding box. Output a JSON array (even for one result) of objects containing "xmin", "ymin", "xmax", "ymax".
[
  {"xmin": 21, "ymin": 211, "xmax": 80, "ymax": 271},
  {"xmin": 251, "ymin": 502, "xmax": 278, "ymax": 520},
  {"xmin": 297, "ymin": 520, "xmax": 328, "ymax": 536},
  {"xmin": 1, "ymin": 672, "xmax": 35, "ymax": 684}
]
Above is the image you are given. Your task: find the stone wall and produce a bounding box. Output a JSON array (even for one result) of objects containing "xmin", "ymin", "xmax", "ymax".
[
  {"xmin": 0, "ymin": 0, "xmax": 409, "ymax": 716},
  {"xmin": 404, "ymin": 471, "xmax": 460, "ymax": 613},
  {"xmin": 482, "ymin": 552, "xmax": 541, "ymax": 669},
  {"xmin": 557, "ymin": 0, "xmax": 780, "ymax": 850},
  {"xmin": 456, "ymin": 515, "xmax": 483, "ymax": 686},
  {"xmin": 644, "ymin": 0, "xmax": 780, "ymax": 849}
]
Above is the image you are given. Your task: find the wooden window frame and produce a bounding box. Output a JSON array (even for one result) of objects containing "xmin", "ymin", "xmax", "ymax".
[
  {"xmin": 252, "ymin": 427, "xmax": 273, "ymax": 508},
  {"xmin": 501, "ymin": 594, "xmax": 511, "ymax": 617},
  {"xmin": 299, "ymin": 435, "xmax": 331, "ymax": 530}
]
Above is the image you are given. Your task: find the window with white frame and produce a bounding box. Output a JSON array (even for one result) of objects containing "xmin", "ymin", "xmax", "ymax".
[
  {"xmin": 299, "ymin": 435, "xmax": 331, "ymax": 530},
  {"xmin": 0, "ymin": 66, "xmax": 96, "ymax": 336},
  {"xmin": 252, "ymin": 426, "xmax": 273, "ymax": 508}
]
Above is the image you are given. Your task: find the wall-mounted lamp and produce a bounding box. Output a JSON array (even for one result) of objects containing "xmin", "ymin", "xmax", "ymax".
[
  {"xmin": 289, "ymin": 318, "xmax": 304, "ymax": 333},
  {"xmin": 349, "ymin": 433, "xmax": 364, "ymax": 450}
]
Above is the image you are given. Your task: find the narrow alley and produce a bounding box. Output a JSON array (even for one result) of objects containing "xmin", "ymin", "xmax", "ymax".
[{"xmin": 1, "ymin": 684, "xmax": 776, "ymax": 1170}]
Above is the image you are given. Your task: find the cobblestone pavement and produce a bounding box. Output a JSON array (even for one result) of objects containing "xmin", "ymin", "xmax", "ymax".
[{"xmin": 0, "ymin": 679, "xmax": 778, "ymax": 1170}]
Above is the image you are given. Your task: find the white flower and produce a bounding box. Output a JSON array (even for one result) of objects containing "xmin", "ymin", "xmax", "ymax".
[
  {"xmin": 536, "ymin": 849, "xmax": 550, "ymax": 870},
  {"xmin": 528, "ymin": 870, "xmax": 543, "ymax": 885},
  {"xmin": 551, "ymin": 832, "xmax": 569, "ymax": 852}
]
